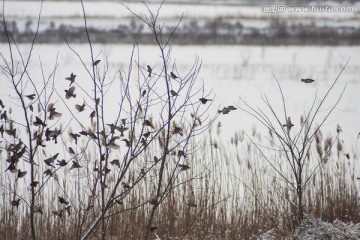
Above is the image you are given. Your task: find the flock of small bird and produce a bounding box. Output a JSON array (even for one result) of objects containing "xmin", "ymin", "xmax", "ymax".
[{"xmin": 1, "ymin": 64, "xmax": 316, "ymax": 218}]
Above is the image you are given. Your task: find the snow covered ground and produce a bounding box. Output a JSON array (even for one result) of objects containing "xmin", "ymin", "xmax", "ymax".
[{"xmin": 258, "ymin": 215, "xmax": 360, "ymax": 239}]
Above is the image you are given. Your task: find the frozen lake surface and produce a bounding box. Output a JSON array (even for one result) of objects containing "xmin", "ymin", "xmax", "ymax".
[{"xmin": 0, "ymin": 44, "xmax": 359, "ymax": 146}]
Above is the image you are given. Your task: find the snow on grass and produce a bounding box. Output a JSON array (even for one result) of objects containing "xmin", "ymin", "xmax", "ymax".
[{"xmin": 258, "ymin": 215, "xmax": 360, "ymax": 240}]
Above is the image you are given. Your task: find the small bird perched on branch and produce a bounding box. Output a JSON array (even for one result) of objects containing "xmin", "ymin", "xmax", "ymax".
[
  {"xmin": 93, "ymin": 60, "xmax": 101, "ymax": 66},
  {"xmin": 44, "ymin": 153, "xmax": 59, "ymax": 168},
  {"xmin": 70, "ymin": 161, "xmax": 82, "ymax": 170},
  {"xmin": 144, "ymin": 119, "xmax": 155, "ymax": 129},
  {"xmin": 170, "ymin": 72, "xmax": 178, "ymax": 79},
  {"xmin": 170, "ymin": 90, "xmax": 178, "ymax": 97},
  {"xmin": 301, "ymin": 78, "xmax": 315, "ymax": 83},
  {"xmin": 147, "ymin": 65, "xmax": 152, "ymax": 77}
]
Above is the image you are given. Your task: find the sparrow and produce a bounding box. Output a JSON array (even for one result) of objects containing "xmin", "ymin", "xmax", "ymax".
[
  {"xmin": 11, "ymin": 199, "xmax": 21, "ymax": 208},
  {"xmin": 17, "ymin": 169, "xmax": 27, "ymax": 180},
  {"xmin": 199, "ymin": 98, "xmax": 212, "ymax": 104},
  {"xmin": 93, "ymin": 60, "xmax": 101, "ymax": 66},
  {"xmin": 122, "ymin": 139, "xmax": 131, "ymax": 148},
  {"xmin": 170, "ymin": 72, "xmax": 178, "ymax": 79},
  {"xmin": 122, "ymin": 182, "xmax": 130, "ymax": 190},
  {"xmin": 65, "ymin": 86, "xmax": 76, "ymax": 99},
  {"xmin": 25, "ymin": 94, "xmax": 36, "ymax": 100},
  {"xmin": 47, "ymin": 103, "xmax": 62, "ymax": 120},
  {"xmin": 30, "ymin": 181, "xmax": 39, "ymax": 187},
  {"xmin": 143, "ymin": 131, "xmax": 151, "ymax": 138},
  {"xmin": 95, "ymin": 98, "xmax": 100, "ymax": 105},
  {"xmin": 75, "ymin": 102, "xmax": 86, "ymax": 112},
  {"xmin": 218, "ymin": 107, "xmax": 230, "ymax": 115},
  {"xmin": 110, "ymin": 159, "xmax": 120, "ymax": 168},
  {"xmin": 336, "ymin": 124, "xmax": 342, "ymax": 133},
  {"xmin": 283, "ymin": 117, "xmax": 294, "ymax": 134},
  {"xmin": 5, "ymin": 163, "xmax": 17, "ymax": 173},
  {"xmin": 44, "ymin": 153, "xmax": 59, "ymax": 168},
  {"xmin": 170, "ymin": 90, "xmax": 178, "ymax": 97},
  {"xmin": 172, "ymin": 126, "xmax": 183, "ymax": 136},
  {"xmin": 116, "ymin": 125, "xmax": 128, "ymax": 137},
  {"xmin": 301, "ymin": 78, "xmax": 315, "ymax": 83},
  {"xmin": 58, "ymin": 196, "xmax": 69, "ymax": 205},
  {"xmin": 142, "ymin": 89, "xmax": 147, "ymax": 97},
  {"xmin": 144, "ymin": 119, "xmax": 155, "ymax": 129},
  {"xmin": 147, "ymin": 65, "xmax": 152, "ymax": 77},
  {"xmin": 33, "ymin": 117, "xmax": 46, "ymax": 127},
  {"xmin": 45, "ymin": 128, "xmax": 61, "ymax": 143},
  {"xmin": 1, "ymin": 110, "xmax": 7, "ymax": 121},
  {"xmin": 69, "ymin": 133, "xmax": 81, "ymax": 144},
  {"xmin": 44, "ymin": 169, "xmax": 53, "ymax": 177},
  {"xmin": 0, "ymin": 99, "xmax": 4, "ymax": 108},
  {"xmin": 65, "ymin": 73, "xmax": 76, "ymax": 86},
  {"xmin": 90, "ymin": 111, "xmax": 96, "ymax": 122},
  {"xmin": 56, "ymin": 159, "xmax": 68, "ymax": 167},
  {"xmin": 68, "ymin": 147, "xmax": 75, "ymax": 155},
  {"xmin": 179, "ymin": 164, "xmax": 190, "ymax": 171},
  {"xmin": 70, "ymin": 161, "xmax": 82, "ymax": 170},
  {"xmin": 79, "ymin": 130, "xmax": 88, "ymax": 136},
  {"xmin": 5, "ymin": 128, "xmax": 17, "ymax": 138}
]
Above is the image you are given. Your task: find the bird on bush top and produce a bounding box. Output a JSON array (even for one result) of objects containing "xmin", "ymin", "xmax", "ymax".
[{"xmin": 147, "ymin": 65, "xmax": 152, "ymax": 77}]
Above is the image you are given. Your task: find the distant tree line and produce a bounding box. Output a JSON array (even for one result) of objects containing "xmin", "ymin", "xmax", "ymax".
[{"xmin": 1, "ymin": 18, "xmax": 359, "ymax": 45}]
